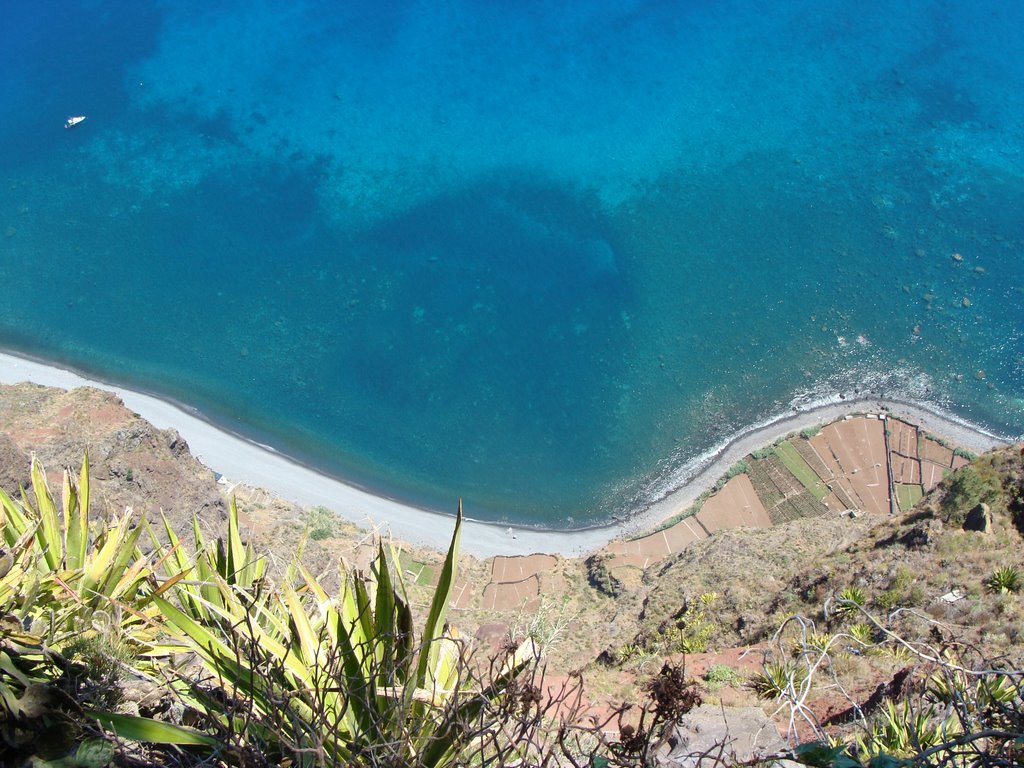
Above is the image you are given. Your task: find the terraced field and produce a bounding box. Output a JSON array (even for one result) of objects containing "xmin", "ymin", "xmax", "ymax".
[
  {"xmin": 774, "ymin": 441, "xmax": 830, "ymax": 500},
  {"xmin": 562, "ymin": 414, "xmax": 973, "ymax": 601},
  {"xmin": 747, "ymin": 453, "xmax": 828, "ymax": 524}
]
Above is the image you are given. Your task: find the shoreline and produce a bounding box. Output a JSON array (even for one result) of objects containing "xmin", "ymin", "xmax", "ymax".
[
  {"xmin": 626, "ymin": 395, "xmax": 1014, "ymax": 540},
  {"xmin": 0, "ymin": 349, "xmax": 1015, "ymax": 558}
]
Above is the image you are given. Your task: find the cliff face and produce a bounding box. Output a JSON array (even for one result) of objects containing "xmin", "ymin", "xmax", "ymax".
[
  {"xmin": 0, "ymin": 383, "xmax": 227, "ymax": 533},
  {"xmin": 0, "ymin": 382, "xmax": 417, "ymax": 582},
  {"xmin": 2, "ymin": 380, "xmax": 1023, "ymax": 755}
]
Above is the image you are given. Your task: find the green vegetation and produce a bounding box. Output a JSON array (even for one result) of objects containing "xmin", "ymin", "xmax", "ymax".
[
  {"xmin": 833, "ymin": 586, "xmax": 868, "ymax": 620},
  {"xmin": 711, "ymin": 460, "xmax": 749, "ymax": 492},
  {"xmin": 615, "ymin": 591, "xmax": 720, "ymax": 662},
  {"xmin": 755, "ymin": 592, "xmax": 1024, "ymax": 768},
  {"xmin": 703, "ymin": 663, "xmax": 738, "ymax": 686},
  {"xmin": 635, "ymin": 493, "xmax": 705, "ymax": 538},
  {"xmin": 398, "ymin": 549, "xmax": 436, "ymax": 586},
  {"xmin": 3, "ymin": 442, "xmax": 1022, "ymax": 768},
  {"xmin": 615, "ymin": 641, "xmax": 657, "ymax": 668},
  {"xmin": 986, "ymin": 565, "xmax": 1022, "ymax": 594},
  {"xmin": 774, "ymin": 440, "xmax": 830, "ymax": 501},
  {"xmin": 513, "ymin": 595, "xmax": 576, "ymax": 651},
  {"xmin": 874, "ymin": 588, "xmax": 902, "ymax": 611},
  {"xmin": 889, "ymin": 566, "xmax": 914, "ymax": 593},
  {"xmin": 666, "ymin": 592, "xmax": 719, "ymax": 653},
  {"xmin": 616, "ymin": 447, "xmax": 1024, "ymax": 766},
  {"xmin": 847, "ymin": 622, "xmax": 876, "ymax": 648},
  {"xmin": 801, "ymin": 630, "xmax": 836, "ymax": 655},
  {"xmin": 725, "ymin": 459, "xmax": 749, "ymax": 479},
  {"xmin": 749, "ymin": 660, "xmax": 806, "ymax": 700},
  {"xmin": 0, "ymin": 458, "xmax": 613, "ymax": 767},
  {"xmin": 800, "ymin": 425, "xmax": 822, "ymax": 439},
  {"xmin": 920, "ymin": 431, "xmax": 949, "ymax": 449},
  {"xmin": 302, "ymin": 504, "xmax": 339, "ymax": 540},
  {"xmin": 855, "ymin": 700, "xmax": 955, "ymax": 760},
  {"xmin": 894, "ymin": 482, "xmax": 924, "ymax": 511},
  {"xmin": 149, "ymin": 501, "xmax": 549, "ymax": 766},
  {"xmin": 0, "ymin": 456, "xmax": 216, "ymax": 764},
  {"xmin": 585, "ymin": 553, "xmax": 622, "ymax": 597},
  {"xmin": 940, "ymin": 464, "xmax": 1002, "ymax": 524}
]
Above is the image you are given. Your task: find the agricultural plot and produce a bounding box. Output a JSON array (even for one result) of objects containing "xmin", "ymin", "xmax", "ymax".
[
  {"xmin": 919, "ymin": 435, "xmax": 955, "ymax": 467},
  {"xmin": 792, "ymin": 438, "xmax": 851, "ymax": 511},
  {"xmin": 398, "ymin": 551, "xmax": 436, "ymax": 586},
  {"xmin": 774, "ymin": 440, "xmax": 830, "ymax": 500},
  {"xmin": 606, "ymin": 516, "xmax": 708, "ymax": 570},
  {"xmin": 887, "ymin": 418, "xmax": 920, "ymax": 458},
  {"xmin": 917, "ymin": 434, "xmax": 965, "ymax": 490},
  {"xmin": 747, "ymin": 458, "xmax": 784, "ymax": 510},
  {"xmin": 810, "ymin": 417, "xmax": 889, "ymax": 514},
  {"xmin": 792, "ymin": 438, "xmax": 832, "ymax": 482},
  {"xmin": 482, "ymin": 574, "xmax": 542, "ymax": 611},
  {"xmin": 894, "ymin": 483, "xmax": 924, "ymax": 511},
  {"xmin": 890, "ymin": 453, "xmax": 922, "ymax": 485},
  {"xmin": 694, "ymin": 473, "xmax": 771, "ymax": 532},
  {"xmin": 598, "ymin": 414, "xmax": 958, "ymax": 576},
  {"xmin": 479, "ymin": 554, "xmax": 558, "ymax": 611},
  {"xmin": 747, "ymin": 454, "xmax": 828, "ymax": 525},
  {"xmin": 885, "ymin": 417, "xmax": 930, "ymax": 511},
  {"xmin": 920, "ymin": 460, "xmax": 950, "ymax": 491}
]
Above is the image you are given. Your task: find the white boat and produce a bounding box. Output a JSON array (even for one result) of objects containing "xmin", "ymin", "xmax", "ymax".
[{"xmin": 64, "ymin": 116, "xmax": 87, "ymax": 129}]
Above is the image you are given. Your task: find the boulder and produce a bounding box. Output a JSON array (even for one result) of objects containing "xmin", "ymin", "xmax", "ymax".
[
  {"xmin": 963, "ymin": 503, "xmax": 992, "ymax": 533},
  {"xmin": 585, "ymin": 553, "xmax": 623, "ymax": 597},
  {"xmin": 897, "ymin": 518, "xmax": 943, "ymax": 549},
  {"xmin": 0, "ymin": 432, "xmax": 30, "ymax": 493},
  {"xmin": 657, "ymin": 704, "xmax": 796, "ymax": 767}
]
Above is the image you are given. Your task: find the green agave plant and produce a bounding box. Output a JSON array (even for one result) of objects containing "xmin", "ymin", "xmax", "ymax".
[
  {"xmin": 986, "ymin": 565, "xmax": 1022, "ymax": 594},
  {"xmin": 798, "ymin": 630, "xmax": 836, "ymax": 656},
  {"xmin": 749, "ymin": 660, "xmax": 807, "ymax": 700},
  {"xmin": 150, "ymin": 501, "xmax": 539, "ymax": 767},
  {"xmin": 144, "ymin": 496, "xmax": 268, "ymax": 625},
  {"xmin": 0, "ymin": 456, "xmax": 159, "ymax": 643},
  {"xmin": 928, "ymin": 661, "xmax": 1021, "ymax": 725},
  {"xmin": 1, "ymin": 456, "xmax": 550, "ymax": 765},
  {"xmin": 0, "ymin": 456, "xmax": 216, "ymax": 761},
  {"xmin": 855, "ymin": 700, "xmax": 960, "ymax": 760},
  {"xmin": 0, "ymin": 613, "xmax": 57, "ymax": 723},
  {"xmin": 832, "ymin": 586, "xmax": 868, "ymax": 620}
]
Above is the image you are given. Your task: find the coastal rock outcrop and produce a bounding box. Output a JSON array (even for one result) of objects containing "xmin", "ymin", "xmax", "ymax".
[
  {"xmin": 0, "ymin": 383, "xmax": 227, "ymax": 535},
  {"xmin": 0, "ymin": 431, "xmax": 30, "ymax": 491}
]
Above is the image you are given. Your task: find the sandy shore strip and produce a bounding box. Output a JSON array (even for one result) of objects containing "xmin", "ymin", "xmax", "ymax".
[{"xmin": 0, "ymin": 350, "xmax": 1016, "ymax": 558}]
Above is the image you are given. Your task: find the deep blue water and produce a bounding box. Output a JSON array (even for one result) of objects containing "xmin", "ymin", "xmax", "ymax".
[{"xmin": 1, "ymin": 0, "xmax": 1022, "ymax": 526}]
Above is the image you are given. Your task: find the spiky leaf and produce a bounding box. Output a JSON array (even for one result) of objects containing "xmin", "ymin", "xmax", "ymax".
[
  {"xmin": 30, "ymin": 458, "xmax": 62, "ymax": 571},
  {"xmin": 414, "ymin": 502, "xmax": 462, "ymax": 693},
  {"xmin": 89, "ymin": 710, "xmax": 217, "ymax": 745}
]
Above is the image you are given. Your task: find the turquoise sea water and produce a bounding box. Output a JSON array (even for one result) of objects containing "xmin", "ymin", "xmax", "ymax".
[{"xmin": 1, "ymin": 0, "xmax": 1022, "ymax": 526}]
